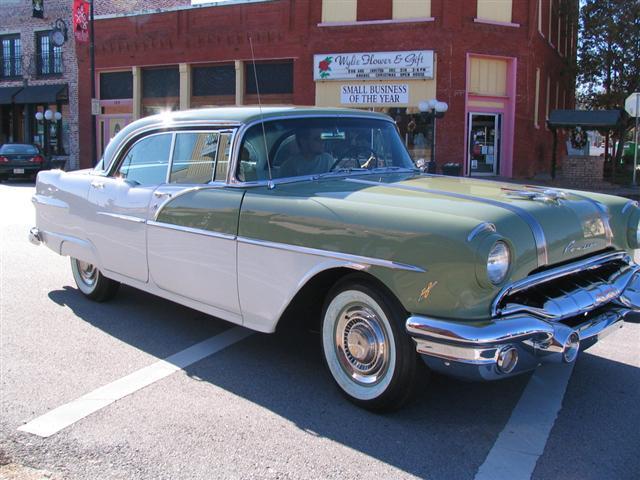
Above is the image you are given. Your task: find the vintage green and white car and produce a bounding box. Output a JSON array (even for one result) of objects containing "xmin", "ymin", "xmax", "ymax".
[{"xmin": 30, "ymin": 107, "xmax": 640, "ymax": 410}]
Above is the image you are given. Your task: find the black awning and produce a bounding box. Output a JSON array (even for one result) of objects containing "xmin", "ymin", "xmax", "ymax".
[
  {"xmin": 547, "ymin": 109, "xmax": 626, "ymax": 130},
  {"xmin": 0, "ymin": 86, "xmax": 23, "ymax": 105},
  {"xmin": 13, "ymin": 84, "xmax": 68, "ymax": 104}
]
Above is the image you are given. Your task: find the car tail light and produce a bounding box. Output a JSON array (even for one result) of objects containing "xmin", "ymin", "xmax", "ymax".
[
  {"xmin": 31, "ymin": 155, "xmax": 44, "ymax": 164},
  {"xmin": 0, "ymin": 156, "xmax": 9, "ymax": 163}
]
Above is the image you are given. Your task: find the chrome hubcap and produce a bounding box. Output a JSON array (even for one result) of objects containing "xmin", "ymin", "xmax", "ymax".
[
  {"xmin": 335, "ymin": 305, "xmax": 389, "ymax": 385},
  {"xmin": 77, "ymin": 260, "xmax": 97, "ymax": 287}
]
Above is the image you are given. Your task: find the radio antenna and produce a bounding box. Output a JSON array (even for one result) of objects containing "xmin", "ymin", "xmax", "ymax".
[{"xmin": 249, "ymin": 36, "xmax": 273, "ymax": 185}]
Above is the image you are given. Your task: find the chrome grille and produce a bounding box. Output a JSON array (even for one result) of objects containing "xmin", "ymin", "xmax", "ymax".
[{"xmin": 493, "ymin": 253, "xmax": 636, "ymax": 321}]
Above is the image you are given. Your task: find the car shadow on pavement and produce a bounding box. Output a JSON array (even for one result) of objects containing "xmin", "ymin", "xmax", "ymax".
[{"xmin": 47, "ymin": 284, "xmax": 638, "ymax": 479}]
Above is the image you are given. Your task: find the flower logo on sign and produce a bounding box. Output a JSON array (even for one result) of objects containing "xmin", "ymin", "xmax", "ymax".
[{"xmin": 318, "ymin": 57, "xmax": 332, "ymax": 79}]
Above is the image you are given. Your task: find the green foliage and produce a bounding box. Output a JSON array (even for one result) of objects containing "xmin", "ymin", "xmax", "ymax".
[{"xmin": 578, "ymin": 0, "xmax": 640, "ymax": 110}]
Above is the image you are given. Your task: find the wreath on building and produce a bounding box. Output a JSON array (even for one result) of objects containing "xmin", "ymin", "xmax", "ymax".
[{"xmin": 570, "ymin": 126, "xmax": 588, "ymax": 149}]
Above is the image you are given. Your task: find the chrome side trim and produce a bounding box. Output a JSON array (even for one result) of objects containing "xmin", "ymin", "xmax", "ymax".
[
  {"xmin": 96, "ymin": 212, "xmax": 147, "ymax": 224},
  {"xmin": 147, "ymin": 220, "xmax": 236, "ymax": 241},
  {"xmin": 31, "ymin": 194, "xmax": 68, "ymax": 209},
  {"xmin": 344, "ymin": 177, "xmax": 549, "ymax": 267},
  {"xmin": 491, "ymin": 251, "xmax": 630, "ymax": 317},
  {"xmin": 467, "ymin": 222, "xmax": 496, "ymax": 242},
  {"xmin": 237, "ymin": 236, "xmax": 426, "ymax": 273}
]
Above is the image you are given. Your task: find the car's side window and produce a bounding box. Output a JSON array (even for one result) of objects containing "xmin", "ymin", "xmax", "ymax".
[
  {"xmin": 169, "ymin": 132, "xmax": 219, "ymax": 184},
  {"xmin": 117, "ymin": 133, "xmax": 172, "ymax": 186},
  {"xmin": 214, "ymin": 132, "xmax": 232, "ymax": 182}
]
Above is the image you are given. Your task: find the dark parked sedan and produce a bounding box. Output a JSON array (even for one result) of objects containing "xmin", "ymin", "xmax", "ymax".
[{"xmin": 0, "ymin": 144, "xmax": 49, "ymax": 181}]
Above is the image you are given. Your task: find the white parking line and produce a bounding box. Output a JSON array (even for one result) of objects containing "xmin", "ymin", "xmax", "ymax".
[
  {"xmin": 474, "ymin": 362, "xmax": 575, "ymax": 480},
  {"xmin": 18, "ymin": 326, "xmax": 253, "ymax": 438}
]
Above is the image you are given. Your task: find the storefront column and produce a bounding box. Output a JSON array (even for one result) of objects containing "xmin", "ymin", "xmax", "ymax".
[
  {"xmin": 132, "ymin": 66, "xmax": 142, "ymax": 120},
  {"xmin": 179, "ymin": 63, "xmax": 191, "ymax": 110},
  {"xmin": 235, "ymin": 60, "xmax": 244, "ymax": 106}
]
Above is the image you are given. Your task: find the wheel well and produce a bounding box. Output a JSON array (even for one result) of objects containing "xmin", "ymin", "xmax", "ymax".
[{"xmin": 276, "ymin": 267, "xmax": 406, "ymax": 333}]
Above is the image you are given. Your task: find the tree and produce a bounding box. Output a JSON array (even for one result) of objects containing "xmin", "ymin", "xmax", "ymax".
[{"xmin": 578, "ymin": 0, "xmax": 640, "ymax": 169}]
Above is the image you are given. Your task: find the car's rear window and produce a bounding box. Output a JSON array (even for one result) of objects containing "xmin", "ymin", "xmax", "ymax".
[{"xmin": 0, "ymin": 144, "xmax": 39, "ymax": 155}]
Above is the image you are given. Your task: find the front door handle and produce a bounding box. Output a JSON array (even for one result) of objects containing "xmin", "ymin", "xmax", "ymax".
[{"xmin": 90, "ymin": 181, "xmax": 105, "ymax": 189}]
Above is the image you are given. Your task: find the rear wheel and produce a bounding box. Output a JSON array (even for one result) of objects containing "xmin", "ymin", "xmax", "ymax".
[
  {"xmin": 70, "ymin": 258, "xmax": 120, "ymax": 302},
  {"xmin": 321, "ymin": 277, "xmax": 417, "ymax": 411}
]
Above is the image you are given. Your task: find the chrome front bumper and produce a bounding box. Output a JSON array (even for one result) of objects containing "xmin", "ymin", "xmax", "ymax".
[{"xmin": 407, "ymin": 261, "xmax": 640, "ymax": 381}]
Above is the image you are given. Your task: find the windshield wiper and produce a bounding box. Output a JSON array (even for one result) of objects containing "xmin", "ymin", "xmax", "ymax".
[
  {"xmin": 314, "ymin": 168, "xmax": 370, "ymax": 178},
  {"xmin": 369, "ymin": 166, "xmax": 420, "ymax": 173}
]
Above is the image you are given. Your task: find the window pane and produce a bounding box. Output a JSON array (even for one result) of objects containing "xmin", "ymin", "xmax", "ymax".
[
  {"xmin": 215, "ymin": 133, "xmax": 232, "ymax": 181},
  {"xmin": 245, "ymin": 62, "xmax": 293, "ymax": 94},
  {"xmin": 169, "ymin": 132, "xmax": 218, "ymax": 184},
  {"xmin": 237, "ymin": 117, "xmax": 414, "ymax": 181},
  {"xmin": 14, "ymin": 38, "xmax": 21, "ymax": 75},
  {"xmin": 143, "ymin": 67, "xmax": 179, "ymax": 98},
  {"xmin": 39, "ymin": 34, "xmax": 50, "ymax": 74},
  {"xmin": 118, "ymin": 133, "xmax": 172, "ymax": 186},
  {"xmin": 192, "ymin": 65, "xmax": 235, "ymax": 96},
  {"xmin": 100, "ymin": 71, "xmax": 133, "ymax": 100}
]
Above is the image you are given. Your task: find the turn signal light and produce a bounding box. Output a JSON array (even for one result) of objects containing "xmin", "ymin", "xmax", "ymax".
[
  {"xmin": 31, "ymin": 155, "xmax": 44, "ymax": 164},
  {"xmin": 0, "ymin": 156, "xmax": 8, "ymax": 163}
]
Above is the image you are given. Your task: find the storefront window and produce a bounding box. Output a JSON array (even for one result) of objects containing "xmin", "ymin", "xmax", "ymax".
[
  {"xmin": 142, "ymin": 67, "xmax": 179, "ymax": 115},
  {"xmin": 375, "ymin": 107, "xmax": 433, "ymax": 166},
  {"xmin": 31, "ymin": 104, "xmax": 65, "ymax": 156}
]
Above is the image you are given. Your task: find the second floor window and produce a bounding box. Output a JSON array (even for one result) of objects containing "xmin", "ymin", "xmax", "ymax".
[
  {"xmin": 37, "ymin": 31, "xmax": 62, "ymax": 76},
  {"xmin": 1, "ymin": 34, "xmax": 21, "ymax": 78}
]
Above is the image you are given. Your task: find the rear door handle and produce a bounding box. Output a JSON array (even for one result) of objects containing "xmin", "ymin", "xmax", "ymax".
[{"xmin": 153, "ymin": 191, "xmax": 172, "ymax": 198}]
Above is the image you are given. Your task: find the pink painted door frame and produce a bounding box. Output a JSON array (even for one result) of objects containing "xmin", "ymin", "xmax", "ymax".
[{"xmin": 464, "ymin": 53, "xmax": 517, "ymax": 177}]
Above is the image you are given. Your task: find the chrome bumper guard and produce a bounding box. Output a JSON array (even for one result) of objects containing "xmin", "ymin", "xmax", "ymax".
[
  {"xmin": 407, "ymin": 255, "xmax": 640, "ymax": 381},
  {"xmin": 29, "ymin": 227, "xmax": 42, "ymax": 246}
]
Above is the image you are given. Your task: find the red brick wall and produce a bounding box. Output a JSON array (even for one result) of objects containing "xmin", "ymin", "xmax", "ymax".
[
  {"xmin": 85, "ymin": 0, "xmax": 576, "ymax": 176},
  {"xmin": 95, "ymin": 0, "xmax": 189, "ymax": 16},
  {"xmin": 357, "ymin": 0, "xmax": 392, "ymax": 21}
]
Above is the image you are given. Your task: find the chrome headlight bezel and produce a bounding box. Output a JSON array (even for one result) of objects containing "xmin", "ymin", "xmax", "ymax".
[
  {"xmin": 475, "ymin": 234, "xmax": 513, "ymax": 288},
  {"xmin": 487, "ymin": 240, "xmax": 511, "ymax": 285},
  {"xmin": 626, "ymin": 207, "xmax": 640, "ymax": 249}
]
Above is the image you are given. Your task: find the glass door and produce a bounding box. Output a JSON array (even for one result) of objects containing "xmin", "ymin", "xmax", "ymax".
[{"xmin": 468, "ymin": 113, "xmax": 501, "ymax": 176}]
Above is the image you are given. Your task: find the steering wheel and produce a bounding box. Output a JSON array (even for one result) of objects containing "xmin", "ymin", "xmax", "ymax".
[{"xmin": 330, "ymin": 145, "xmax": 382, "ymax": 171}]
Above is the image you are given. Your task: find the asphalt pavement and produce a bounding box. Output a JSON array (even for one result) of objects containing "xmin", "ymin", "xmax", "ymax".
[{"xmin": 1, "ymin": 180, "xmax": 638, "ymax": 480}]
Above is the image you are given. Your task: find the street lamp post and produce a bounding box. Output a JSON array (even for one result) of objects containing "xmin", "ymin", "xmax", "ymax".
[{"xmin": 418, "ymin": 99, "xmax": 448, "ymax": 168}]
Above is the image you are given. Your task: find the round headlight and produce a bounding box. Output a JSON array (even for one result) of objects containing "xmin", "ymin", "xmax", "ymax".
[{"xmin": 487, "ymin": 241, "xmax": 510, "ymax": 285}]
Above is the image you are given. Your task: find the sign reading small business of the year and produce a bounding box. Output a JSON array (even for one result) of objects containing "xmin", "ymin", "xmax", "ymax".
[
  {"xmin": 315, "ymin": 50, "xmax": 434, "ymax": 81},
  {"xmin": 340, "ymin": 84, "xmax": 409, "ymax": 105}
]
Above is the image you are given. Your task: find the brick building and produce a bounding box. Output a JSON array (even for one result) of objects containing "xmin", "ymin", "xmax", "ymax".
[
  {"xmin": 78, "ymin": 0, "xmax": 577, "ymax": 178},
  {"xmin": 0, "ymin": 0, "xmax": 80, "ymax": 169}
]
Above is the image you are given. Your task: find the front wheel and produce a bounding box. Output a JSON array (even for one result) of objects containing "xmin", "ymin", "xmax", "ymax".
[
  {"xmin": 70, "ymin": 258, "xmax": 120, "ymax": 302},
  {"xmin": 321, "ymin": 278, "xmax": 417, "ymax": 411}
]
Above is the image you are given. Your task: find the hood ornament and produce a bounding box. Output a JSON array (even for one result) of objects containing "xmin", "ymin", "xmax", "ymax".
[{"xmin": 502, "ymin": 187, "xmax": 567, "ymax": 204}]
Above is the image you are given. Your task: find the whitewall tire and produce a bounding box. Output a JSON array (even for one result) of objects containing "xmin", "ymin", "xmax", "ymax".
[
  {"xmin": 70, "ymin": 258, "xmax": 120, "ymax": 302},
  {"xmin": 321, "ymin": 278, "xmax": 417, "ymax": 411}
]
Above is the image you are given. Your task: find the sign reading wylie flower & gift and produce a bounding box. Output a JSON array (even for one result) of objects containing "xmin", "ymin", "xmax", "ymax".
[
  {"xmin": 340, "ymin": 84, "xmax": 409, "ymax": 105},
  {"xmin": 314, "ymin": 51, "xmax": 434, "ymax": 81}
]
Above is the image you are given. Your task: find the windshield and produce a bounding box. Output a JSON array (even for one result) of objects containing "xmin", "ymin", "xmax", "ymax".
[
  {"xmin": 0, "ymin": 144, "xmax": 39, "ymax": 155},
  {"xmin": 236, "ymin": 117, "xmax": 415, "ymax": 182}
]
